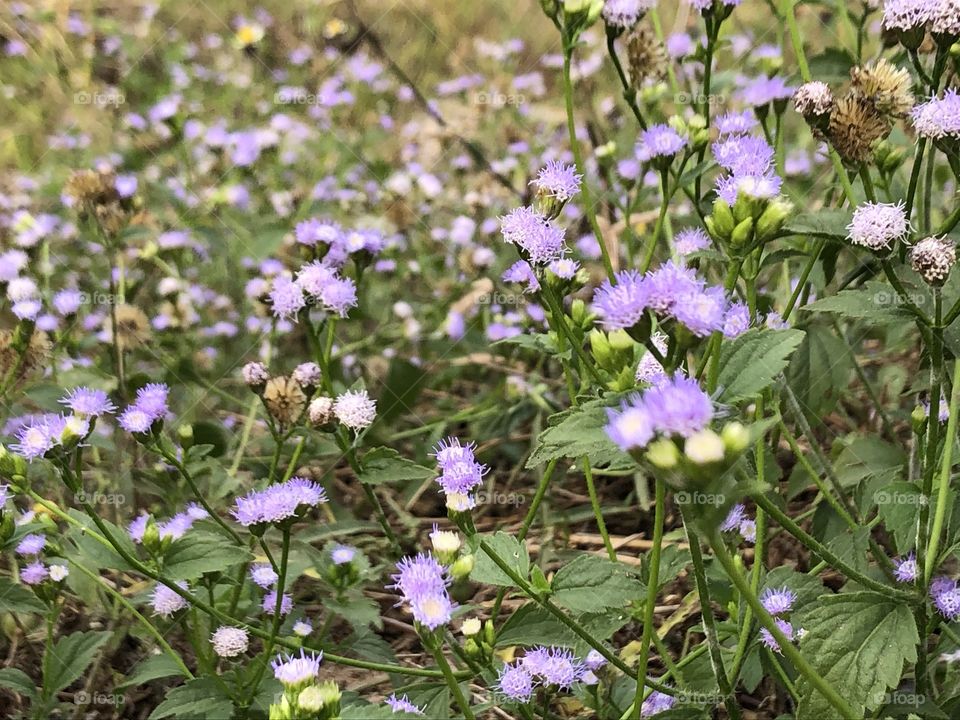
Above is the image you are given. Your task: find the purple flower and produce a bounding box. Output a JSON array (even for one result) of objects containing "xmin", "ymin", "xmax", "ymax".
[
  {"xmin": 712, "ymin": 135, "xmax": 774, "ymax": 176},
  {"xmin": 932, "ymin": 576, "xmax": 960, "ymax": 621},
  {"xmin": 847, "ymin": 201, "xmax": 910, "ymax": 251},
  {"xmin": 11, "ymin": 418, "xmax": 58, "ymax": 460},
  {"xmin": 671, "ymin": 285, "xmax": 727, "ymax": 337},
  {"xmin": 583, "ymin": 649, "xmax": 607, "ymax": 671},
  {"xmin": 723, "ymin": 302, "xmax": 751, "ymax": 337},
  {"xmin": 592, "ymin": 270, "xmax": 650, "ymax": 329},
  {"xmin": 522, "ymin": 647, "xmax": 582, "ymax": 688},
  {"xmin": 548, "ymin": 257, "xmax": 580, "ymax": 280},
  {"xmin": 115, "ymin": 175, "xmax": 138, "ymax": 198},
  {"xmin": 52, "ymin": 289, "xmax": 83, "ymax": 316},
  {"xmin": 883, "ymin": 0, "xmax": 934, "ymax": 31},
  {"xmin": 715, "ymin": 110, "xmax": 759, "ymax": 136},
  {"xmin": 502, "ymin": 260, "xmax": 541, "ymax": 293},
  {"xmin": 331, "ymin": 544, "xmax": 357, "ymax": 565},
  {"xmin": 295, "ymin": 261, "xmax": 337, "ymax": 297},
  {"xmin": 20, "ymin": 561, "xmax": 48, "ymax": 585},
  {"xmin": 318, "ymin": 275, "xmax": 358, "ymax": 317},
  {"xmin": 410, "ymin": 590, "xmax": 455, "ymax": 629},
  {"xmin": 500, "ymin": 206, "xmax": 567, "ymax": 264},
  {"xmin": 605, "ymin": 397, "xmax": 655, "ymax": 451},
  {"xmin": 128, "ymin": 514, "xmax": 149, "ymax": 543},
  {"xmin": 716, "ymin": 171, "xmax": 783, "ymax": 205},
  {"xmin": 640, "ymin": 690, "xmax": 676, "ymax": 717},
  {"xmin": 60, "ymin": 387, "xmax": 116, "ymax": 417},
  {"xmin": 642, "ymin": 375, "xmax": 714, "ymax": 437},
  {"xmin": 675, "ymin": 228, "xmax": 711, "ymax": 256},
  {"xmin": 760, "ymin": 586, "xmax": 797, "ymax": 616},
  {"xmin": 602, "ymin": 0, "xmax": 655, "ymax": 28},
  {"xmin": 532, "ymin": 160, "xmax": 582, "ymax": 201},
  {"xmin": 268, "ymin": 275, "xmax": 306, "ymax": 320},
  {"xmin": 912, "ymin": 89, "xmax": 960, "ymax": 141},
  {"xmin": 739, "ymin": 76, "xmax": 794, "ymax": 108},
  {"xmin": 262, "ymin": 590, "xmax": 294, "ymax": 616},
  {"xmin": 637, "ymin": 124, "xmax": 687, "ymax": 161},
  {"xmin": 389, "ymin": 553, "xmax": 448, "ymax": 598},
  {"xmin": 498, "ymin": 662, "xmax": 535, "ymax": 702},
  {"xmin": 295, "ymin": 218, "xmax": 342, "ymax": 247},
  {"xmin": 759, "ymin": 618, "xmax": 795, "ymax": 654},
  {"xmin": 386, "ymin": 694, "xmax": 425, "ymax": 715},
  {"xmin": 894, "ymin": 554, "xmax": 918, "ymax": 583},
  {"xmin": 134, "ymin": 383, "xmax": 170, "ymax": 420},
  {"xmin": 232, "ymin": 477, "xmax": 328, "ymax": 527},
  {"xmin": 271, "ymin": 650, "xmax": 322, "ymax": 688},
  {"xmin": 151, "ymin": 581, "xmax": 189, "ymax": 617},
  {"xmin": 118, "ymin": 407, "xmax": 152, "ymax": 434},
  {"xmin": 720, "ymin": 503, "xmax": 746, "ymax": 532},
  {"xmin": 250, "ymin": 563, "xmax": 279, "ymax": 588},
  {"xmin": 739, "ymin": 518, "xmax": 757, "ymax": 544},
  {"xmin": 644, "ymin": 261, "xmax": 702, "ymax": 314},
  {"xmin": 16, "ymin": 533, "xmax": 46, "ymax": 556}
]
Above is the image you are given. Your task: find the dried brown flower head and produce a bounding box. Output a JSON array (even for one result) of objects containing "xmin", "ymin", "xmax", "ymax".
[
  {"xmin": 263, "ymin": 375, "xmax": 307, "ymax": 426},
  {"xmin": 0, "ymin": 329, "xmax": 51, "ymax": 389},
  {"xmin": 108, "ymin": 304, "xmax": 150, "ymax": 350},
  {"xmin": 627, "ymin": 24, "xmax": 667, "ymax": 89},
  {"xmin": 828, "ymin": 93, "xmax": 891, "ymax": 164},
  {"xmin": 64, "ymin": 169, "xmax": 118, "ymax": 209},
  {"xmin": 910, "ymin": 236, "xmax": 956, "ymax": 286},
  {"xmin": 850, "ymin": 58, "xmax": 914, "ymax": 117}
]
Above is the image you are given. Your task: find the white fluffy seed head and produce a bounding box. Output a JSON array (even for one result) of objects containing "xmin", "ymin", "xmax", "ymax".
[
  {"xmin": 847, "ymin": 201, "xmax": 910, "ymax": 251},
  {"xmin": 211, "ymin": 626, "xmax": 249, "ymax": 658},
  {"xmin": 333, "ymin": 389, "xmax": 377, "ymax": 430}
]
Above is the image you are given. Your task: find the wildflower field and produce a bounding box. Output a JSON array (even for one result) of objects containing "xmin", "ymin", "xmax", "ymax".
[{"xmin": 2, "ymin": 0, "xmax": 960, "ymax": 717}]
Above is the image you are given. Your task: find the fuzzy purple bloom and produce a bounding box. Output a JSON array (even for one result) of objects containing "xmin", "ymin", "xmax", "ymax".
[
  {"xmin": 759, "ymin": 618, "xmax": 795, "ymax": 654},
  {"xmin": 386, "ymin": 694, "xmax": 425, "ymax": 715},
  {"xmin": 271, "ymin": 650, "xmax": 322, "ymax": 687},
  {"xmin": 60, "ymin": 387, "xmax": 116, "ymax": 417},
  {"xmin": 894, "ymin": 553, "xmax": 918, "ymax": 583},
  {"xmin": 760, "ymin": 586, "xmax": 797, "ymax": 616},
  {"xmin": 592, "ymin": 270, "xmax": 650, "ymax": 329},
  {"xmin": 532, "ymin": 160, "xmax": 582, "ymax": 201},
  {"xmin": 637, "ymin": 124, "xmax": 687, "ymax": 161},
  {"xmin": 231, "ymin": 477, "xmax": 328, "ymax": 527},
  {"xmin": 498, "ymin": 662, "xmax": 535, "ymax": 702}
]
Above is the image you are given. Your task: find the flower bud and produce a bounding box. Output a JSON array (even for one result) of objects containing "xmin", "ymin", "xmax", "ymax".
[
  {"xmin": 430, "ymin": 528, "xmax": 462, "ymax": 565},
  {"xmin": 461, "ymin": 618, "xmax": 482, "ymax": 636},
  {"xmin": 684, "ymin": 429, "xmax": 724, "ymax": 465},
  {"xmin": 755, "ymin": 198, "xmax": 793, "ymax": 242},
  {"xmin": 308, "ymin": 396, "xmax": 335, "ymax": 427},
  {"xmin": 730, "ymin": 216, "xmax": 755, "ymax": 248},
  {"xmin": 450, "ymin": 554, "xmax": 474, "ymax": 580},
  {"xmin": 721, "ymin": 422, "xmax": 751, "ymax": 454},
  {"xmin": 608, "ymin": 329, "xmax": 634, "ymax": 352},
  {"xmin": 645, "ymin": 438, "xmax": 679, "ymax": 469},
  {"xmin": 0, "ymin": 445, "xmax": 27, "ymax": 480},
  {"xmin": 242, "ymin": 361, "xmax": 270, "ymax": 393},
  {"xmin": 298, "ymin": 685, "xmax": 325, "ymax": 713},
  {"xmin": 589, "ymin": 329, "xmax": 613, "ymax": 367},
  {"xmin": 710, "ymin": 199, "xmax": 736, "ymax": 240},
  {"xmin": 911, "ymin": 404, "xmax": 929, "ymax": 435}
]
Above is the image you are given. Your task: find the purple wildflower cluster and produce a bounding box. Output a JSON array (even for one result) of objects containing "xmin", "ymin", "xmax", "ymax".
[
  {"xmin": 592, "ymin": 262, "xmax": 735, "ymax": 337},
  {"xmin": 385, "ymin": 694, "xmax": 425, "ymax": 715},
  {"xmin": 931, "ymin": 576, "xmax": 960, "ymax": 621},
  {"xmin": 500, "ymin": 206, "xmax": 568, "ymax": 265},
  {"xmin": 432, "ymin": 437, "xmax": 489, "ymax": 510},
  {"xmin": 118, "ymin": 383, "xmax": 170, "ymax": 434},
  {"xmin": 912, "ymin": 89, "xmax": 960, "ymax": 141},
  {"xmin": 711, "ymin": 132, "xmax": 782, "ymax": 205},
  {"xmin": 719, "ymin": 503, "xmax": 757, "ymax": 544},
  {"xmin": 389, "ymin": 553, "xmax": 456, "ymax": 630},
  {"xmin": 10, "ymin": 386, "xmax": 118, "ymax": 460},
  {"xmin": 757, "ymin": 586, "xmax": 801, "ymax": 654},
  {"xmin": 268, "ymin": 262, "xmax": 358, "ymax": 321},
  {"xmin": 128, "ymin": 503, "xmax": 209, "ymax": 544},
  {"xmin": 272, "ymin": 649, "xmax": 323, "ymax": 688},
  {"xmin": 231, "ymin": 476, "xmax": 328, "ymax": 527},
  {"xmin": 640, "ymin": 690, "xmax": 676, "ymax": 717},
  {"xmin": 605, "ymin": 375, "xmax": 714, "ymax": 452},
  {"xmin": 894, "ymin": 553, "xmax": 918, "ymax": 583},
  {"xmin": 497, "ymin": 646, "xmax": 602, "ymax": 702}
]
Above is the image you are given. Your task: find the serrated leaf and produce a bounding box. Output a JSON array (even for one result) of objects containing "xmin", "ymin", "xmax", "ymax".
[
  {"xmin": 164, "ymin": 532, "xmax": 251, "ymax": 581},
  {"xmin": 0, "ymin": 577, "xmax": 47, "ymax": 614},
  {"xmin": 551, "ymin": 556, "xmax": 643, "ymax": 612},
  {"xmin": 358, "ymin": 447, "xmax": 434, "ymax": 485},
  {"xmin": 794, "ymin": 592, "xmax": 918, "ymax": 718},
  {"xmin": 472, "ymin": 532, "xmax": 530, "ymax": 587},
  {"xmin": 782, "ymin": 208, "xmax": 853, "ymax": 239},
  {"xmin": 526, "ymin": 397, "xmax": 633, "ymax": 470},
  {"xmin": 787, "ymin": 324, "xmax": 852, "ymax": 417},
  {"xmin": 495, "ymin": 603, "xmax": 631, "ymax": 652},
  {"xmin": 43, "ymin": 631, "xmax": 111, "ymax": 697},
  {"xmin": 148, "ymin": 678, "xmax": 233, "ymax": 719},
  {"xmin": 717, "ymin": 329, "xmax": 805, "ymax": 402},
  {"xmin": 0, "ymin": 668, "xmax": 36, "ymax": 699}
]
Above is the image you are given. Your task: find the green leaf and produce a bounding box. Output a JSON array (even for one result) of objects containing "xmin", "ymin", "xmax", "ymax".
[
  {"xmin": 787, "ymin": 324, "xmax": 852, "ymax": 417},
  {"xmin": 325, "ymin": 594, "xmax": 383, "ymax": 630},
  {"xmin": 0, "ymin": 577, "xmax": 47, "ymax": 614},
  {"xmin": 358, "ymin": 447, "xmax": 434, "ymax": 486},
  {"xmin": 376, "ymin": 358, "xmax": 428, "ymax": 424},
  {"xmin": 43, "ymin": 631, "xmax": 111, "ymax": 697},
  {"xmin": 496, "ymin": 603, "xmax": 631, "ymax": 654},
  {"xmin": 551, "ymin": 556, "xmax": 643, "ymax": 612},
  {"xmin": 875, "ymin": 481, "xmax": 924, "ymax": 553},
  {"xmin": 781, "ymin": 208, "xmax": 852, "ymax": 239},
  {"xmin": 761, "ymin": 566, "xmax": 825, "ymax": 608},
  {"xmin": 717, "ymin": 329, "xmax": 806, "ymax": 402},
  {"xmin": 526, "ymin": 397, "xmax": 633, "ymax": 470},
  {"xmin": 117, "ymin": 654, "xmax": 189, "ymax": 688},
  {"xmin": 0, "ymin": 667, "xmax": 36, "ymax": 699},
  {"xmin": 803, "ymin": 283, "xmax": 913, "ymax": 322},
  {"xmin": 794, "ymin": 592, "xmax": 919, "ymax": 719},
  {"xmin": 65, "ymin": 510, "xmax": 139, "ymax": 573},
  {"xmin": 164, "ymin": 532, "xmax": 251, "ymax": 581},
  {"xmin": 148, "ymin": 678, "xmax": 233, "ymax": 719},
  {"xmin": 834, "ymin": 436, "xmax": 906, "ymax": 489},
  {"xmin": 472, "ymin": 532, "xmax": 530, "ymax": 587}
]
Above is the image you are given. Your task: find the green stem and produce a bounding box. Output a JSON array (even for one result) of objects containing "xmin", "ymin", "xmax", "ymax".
[
  {"xmin": 429, "ymin": 642, "xmax": 476, "ymax": 720},
  {"xmin": 633, "ymin": 478, "xmax": 665, "ymax": 718},
  {"xmin": 709, "ymin": 536, "xmax": 859, "ymax": 719},
  {"xmin": 584, "ymin": 458, "xmax": 616, "ymax": 561},
  {"xmin": 924, "ymin": 359, "xmax": 960, "ymax": 582}
]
